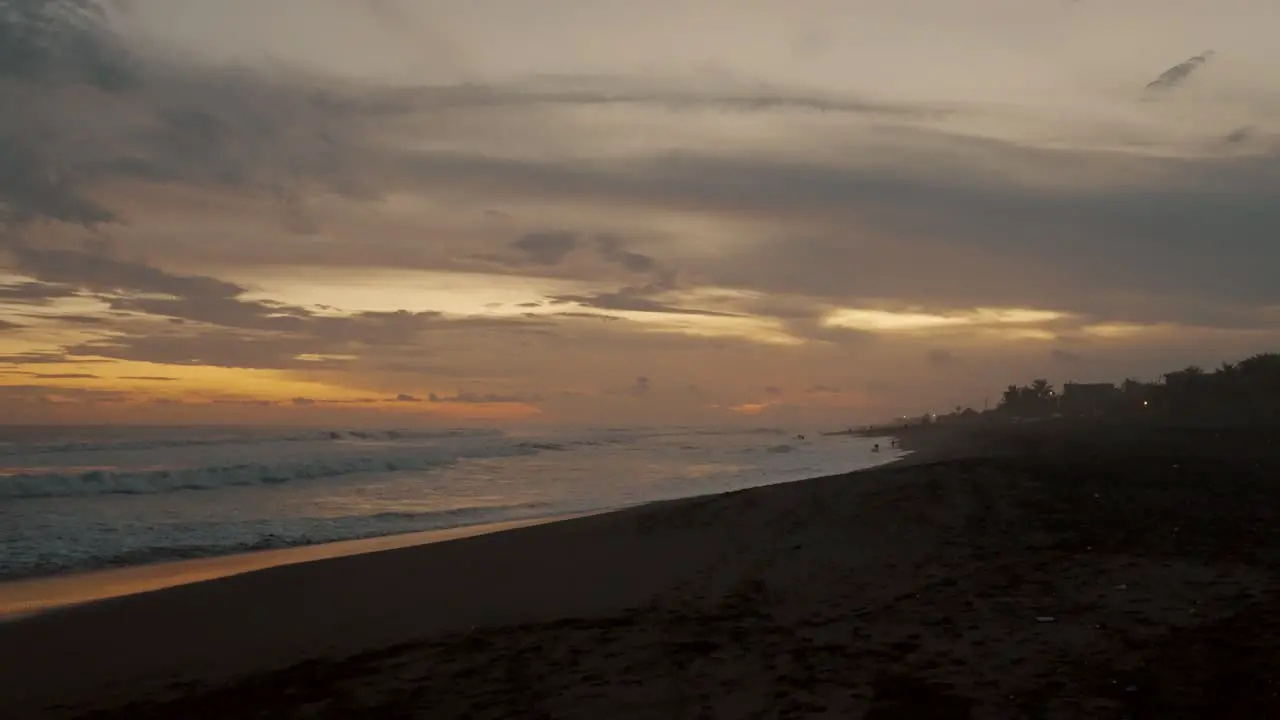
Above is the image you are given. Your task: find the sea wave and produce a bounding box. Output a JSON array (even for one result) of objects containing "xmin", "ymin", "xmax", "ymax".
[
  {"xmin": 0, "ymin": 427, "xmax": 504, "ymax": 458},
  {"xmin": 0, "ymin": 438, "xmax": 540, "ymax": 499},
  {"xmin": 1, "ymin": 500, "xmax": 560, "ymax": 580}
]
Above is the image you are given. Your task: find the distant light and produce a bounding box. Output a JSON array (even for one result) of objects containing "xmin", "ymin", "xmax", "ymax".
[{"xmin": 1143, "ymin": 400, "xmax": 1149, "ymax": 406}]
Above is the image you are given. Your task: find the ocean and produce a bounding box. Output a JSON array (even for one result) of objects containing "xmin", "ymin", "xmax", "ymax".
[{"xmin": 0, "ymin": 425, "xmax": 897, "ymax": 580}]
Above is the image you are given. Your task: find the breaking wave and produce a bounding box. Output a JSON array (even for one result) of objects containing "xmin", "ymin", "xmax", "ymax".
[
  {"xmin": 0, "ymin": 436, "xmax": 539, "ymax": 499},
  {"xmin": 0, "ymin": 427, "xmax": 503, "ymax": 458},
  {"xmin": 4, "ymin": 501, "xmax": 561, "ymax": 580}
]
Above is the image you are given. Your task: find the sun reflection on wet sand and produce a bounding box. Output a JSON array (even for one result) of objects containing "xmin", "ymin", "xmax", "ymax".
[{"xmin": 0, "ymin": 514, "xmax": 586, "ymax": 620}]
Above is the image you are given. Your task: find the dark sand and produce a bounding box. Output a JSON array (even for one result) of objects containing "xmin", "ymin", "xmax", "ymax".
[{"xmin": 4, "ymin": 422, "xmax": 1280, "ymax": 718}]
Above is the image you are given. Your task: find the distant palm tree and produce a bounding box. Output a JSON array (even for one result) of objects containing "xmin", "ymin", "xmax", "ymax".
[{"xmin": 1001, "ymin": 385, "xmax": 1020, "ymax": 408}]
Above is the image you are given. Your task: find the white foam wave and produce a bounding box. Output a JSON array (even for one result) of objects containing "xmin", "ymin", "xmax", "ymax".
[
  {"xmin": 0, "ymin": 427, "xmax": 503, "ymax": 458},
  {"xmin": 3, "ymin": 501, "xmax": 559, "ymax": 580},
  {"xmin": 0, "ymin": 439, "xmax": 539, "ymax": 499}
]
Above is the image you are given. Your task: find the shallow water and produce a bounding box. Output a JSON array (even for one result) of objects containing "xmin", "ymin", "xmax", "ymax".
[{"xmin": 0, "ymin": 425, "xmax": 898, "ymax": 579}]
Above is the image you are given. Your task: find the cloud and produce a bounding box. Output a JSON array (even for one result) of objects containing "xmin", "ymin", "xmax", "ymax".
[
  {"xmin": 3, "ymin": 5, "xmax": 1273, "ymax": 334},
  {"xmin": 212, "ymin": 399, "xmax": 278, "ymax": 407},
  {"xmin": 21, "ymin": 372, "xmax": 99, "ymax": 379},
  {"xmin": 0, "ymin": 280, "xmax": 77, "ymax": 304},
  {"xmin": 596, "ymin": 235, "xmax": 656, "ymax": 273},
  {"xmin": 394, "ymin": 393, "xmax": 421, "ymax": 402},
  {"xmin": 1, "ymin": 242, "xmax": 562, "ymax": 370},
  {"xmin": 291, "ymin": 396, "xmax": 316, "ymax": 406},
  {"xmin": 120, "ymin": 375, "xmax": 175, "ymax": 381},
  {"xmin": 1, "ymin": 2, "xmax": 1278, "ymax": 426},
  {"xmin": 5, "ymin": 242, "xmax": 243, "ymax": 300},
  {"xmin": 0, "ymin": 383, "xmax": 130, "ymax": 404},
  {"xmin": 511, "ymin": 231, "xmax": 577, "ymax": 265},
  {"xmin": 427, "ymin": 390, "xmax": 536, "ymax": 404},
  {"xmin": 21, "ymin": 313, "xmax": 112, "ymax": 325},
  {"xmin": 1224, "ymin": 127, "xmax": 1254, "ymax": 145},
  {"xmin": 351, "ymin": 74, "xmax": 948, "ymax": 120},
  {"xmin": 548, "ymin": 311, "xmax": 624, "ymax": 321},
  {"xmin": 551, "ymin": 287, "xmax": 740, "ymax": 317},
  {"xmin": 0, "ymin": 0, "xmax": 132, "ymax": 88},
  {"xmin": 0, "ymin": 351, "xmax": 106, "ymax": 364},
  {"xmin": 0, "ymin": 1, "xmax": 131, "ymax": 229},
  {"xmin": 1144, "ymin": 50, "xmax": 1215, "ymax": 92}
]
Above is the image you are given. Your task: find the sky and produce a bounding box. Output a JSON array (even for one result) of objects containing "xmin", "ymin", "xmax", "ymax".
[{"xmin": 1, "ymin": 0, "xmax": 1278, "ymax": 428}]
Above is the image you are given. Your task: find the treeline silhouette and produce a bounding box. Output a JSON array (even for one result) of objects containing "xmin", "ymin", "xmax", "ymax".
[{"xmin": 990, "ymin": 352, "xmax": 1280, "ymax": 424}]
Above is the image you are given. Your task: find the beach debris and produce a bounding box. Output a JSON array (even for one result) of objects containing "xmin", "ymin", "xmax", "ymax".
[{"xmin": 1035, "ymin": 616, "xmax": 1056, "ymax": 623}]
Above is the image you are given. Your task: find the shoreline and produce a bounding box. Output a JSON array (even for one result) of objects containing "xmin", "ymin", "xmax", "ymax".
[
  {"xmin": 0, "ymin": 514, "xmax": 588, "ymax": 621},
  {"xmin": 0, "ymin": 440, "xmax": 904, "ymax": 622},
  {"xmin": 8, "ymin": 422, "xmax": 1276, "ymax": 716}
]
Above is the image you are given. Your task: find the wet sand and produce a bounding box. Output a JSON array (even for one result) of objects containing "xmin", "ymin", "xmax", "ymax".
[
  {"xmin": 0, "ymin": 515, "xmax": 583, "ymax": 620},
  {"xmin": 4, "ymin": 422, "xmax": 1280, "ymax": 718}
]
